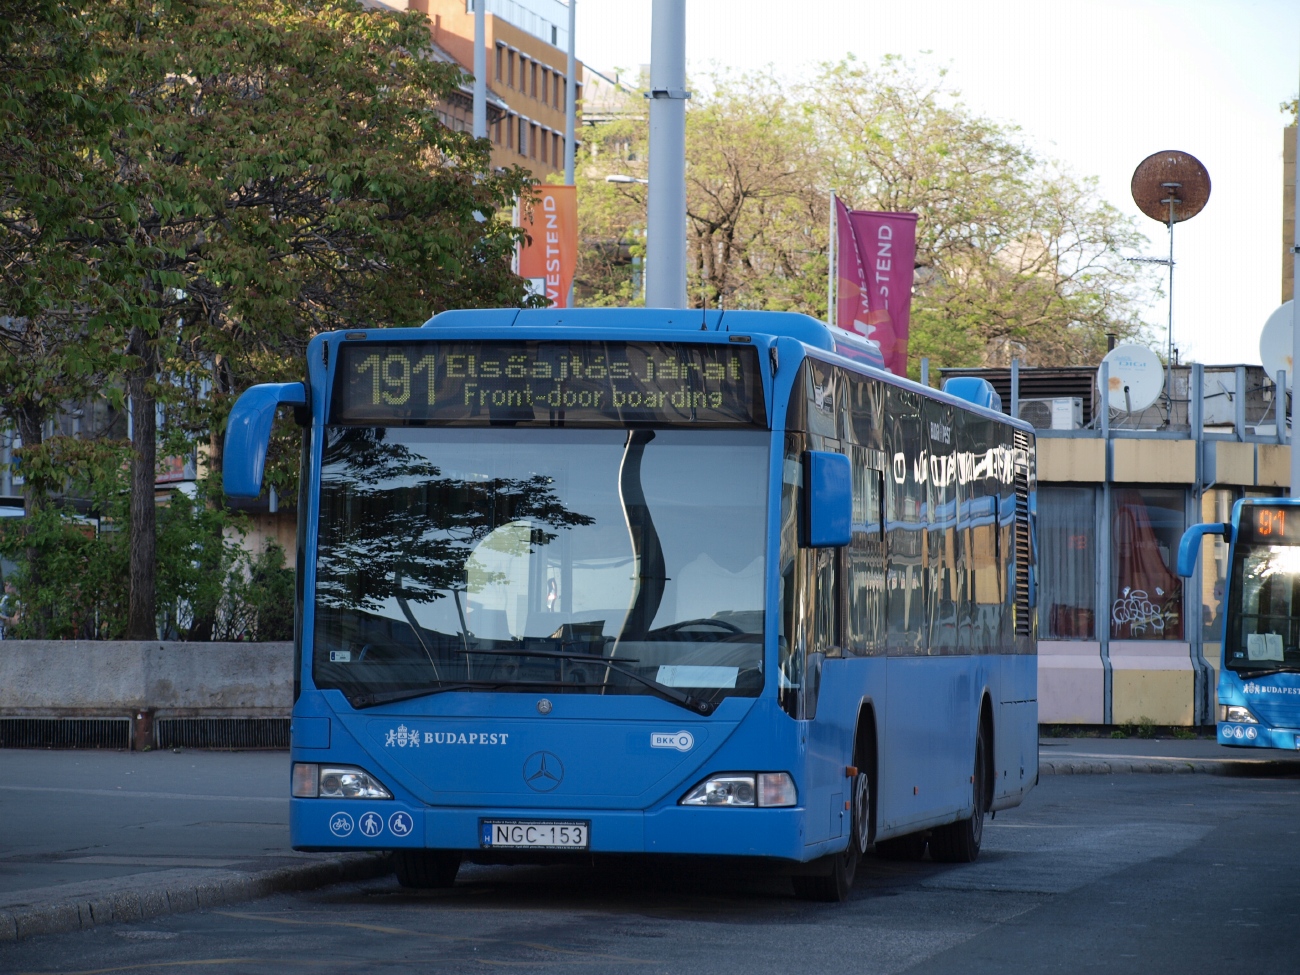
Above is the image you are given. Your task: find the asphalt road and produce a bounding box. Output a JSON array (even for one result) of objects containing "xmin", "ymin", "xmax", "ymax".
[{"xmin": 3, "ymin": 770, "xmax": 1297, "ymax": 975}]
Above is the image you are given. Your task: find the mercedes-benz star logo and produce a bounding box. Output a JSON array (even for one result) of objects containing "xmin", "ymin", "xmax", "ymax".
[{"xmin": 522, "ymin": 751, "xmax": 564, "ymax": 792}]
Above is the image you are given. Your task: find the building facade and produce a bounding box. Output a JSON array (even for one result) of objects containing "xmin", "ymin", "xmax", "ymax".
[
  {"xmin": 389, "ymin": 0, "xmax": 584, "ymax": 180},
  {"xmin": 943, "ymin": 361, "xmax": 1290, "ymax": 727}
]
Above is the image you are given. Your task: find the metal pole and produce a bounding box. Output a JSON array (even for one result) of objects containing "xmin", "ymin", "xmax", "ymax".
[
  {"xmin": 472, "ymin": 0, "xmax": 487, "ymax": 139},
  {"xmin": 564, "ymin": 0, "xmax": 576, "ymax": 184},
  {"xmin": 1166, "ymin": 195, "xmax": 1176, "ymax": 421},
  {"xmin": 827, "ymin": 191, "xmax": 836, "ymax": 326},
  {"xmin": 645, "ymin": 0, "xmax": 688, "ymax": 309},
  {"xmin": 1291, "ymin": 87, "xmax": 1300, "ymax": 495}
]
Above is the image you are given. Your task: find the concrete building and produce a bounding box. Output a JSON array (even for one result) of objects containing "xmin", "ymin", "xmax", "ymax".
[
  {"xmin": 383, "ymin": 0, "xmax": 584, "ymax": 180},
  {"xmin": 941, "ymin": 360, "xmax": 1290, "ymax": 728}
]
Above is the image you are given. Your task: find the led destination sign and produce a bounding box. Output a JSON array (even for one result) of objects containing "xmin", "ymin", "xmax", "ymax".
[
  {"xmin": 1238, "ymin": 506, "xmax": 1298, "ymax": 545},
  {"xmin": 330, "ymin": 340, "xmax": 766, "ymax": 427}
]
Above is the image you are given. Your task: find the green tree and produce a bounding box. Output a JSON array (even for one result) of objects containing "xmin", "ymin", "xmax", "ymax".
[
  {"xmin": 2, "ymin": 0, "xmax": 536, "ymax": 637},
  {"xmin": 575, "ymin": 58, "xmax": 1155, "ymax": 376},
  {"xmin": 813, "ymin": 57, "xmax": 1152, "ymax": 370}
]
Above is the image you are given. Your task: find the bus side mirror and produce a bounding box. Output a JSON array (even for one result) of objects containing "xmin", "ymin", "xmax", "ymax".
[
  {"xmin": 804, "ymin": 450, "xmax": 851, "ymax": 548},
  {"xmin": 1176, "ymin": 522, "xmax": 1231, "ymax": 578},
  {"xmin": 224, "ymin": 382, "xmax": 307, "ymax": 499}
]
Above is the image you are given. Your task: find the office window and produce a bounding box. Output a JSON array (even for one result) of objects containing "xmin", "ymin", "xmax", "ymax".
[
  {"xmin": 495, "ymin": 44, "xmax": 503, "ymax": 81},
  {"xmin": 508, "ymin": 51, "xmax": 515, "ymax": 88},
  {"xmin": 518, "ymin": 117, "xmax": 528, "ymax": 156},
  {"xmin": 553, "ymin": 133, "xmax": 561, "ymax": 166},
  {"xmin": 557, "ymin": 74, "xmax": 564, "ymax": 110},
  {"xmin": 531, "ymin": 62, "xmax": 538, "ymax": 98},
  {"xmin": 506, "ymin": 113, "xmax": 514, "ymax": 149},
  {"xmin": 1111, "ymin": 487, "xmax": 1185, "ymax": 640},
  {"xmin": 1039, "ymin": 486, "xmax": 1097, "ymax": 639},
  {"xmin": 530, "ymin": 123, "xmax": 538, "ymax": 158},
  {"xmin": 541, "ymin": 69, "xmax": 548, "ymax": 105}
]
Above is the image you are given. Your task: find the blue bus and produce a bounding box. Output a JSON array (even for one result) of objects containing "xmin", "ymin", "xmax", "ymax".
[
  {"xmin": 1180, "ymin": 497, "xmax": 1300, "ymax": 750},
  {"xmin": 224, "ymin": 308, "xmax": 1039, "ymax": 902}
]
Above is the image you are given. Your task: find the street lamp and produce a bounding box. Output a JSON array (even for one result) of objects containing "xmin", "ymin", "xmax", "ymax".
[{"xmin": 605, "ymin": 174, "xmax": 649, "ymax": 185}]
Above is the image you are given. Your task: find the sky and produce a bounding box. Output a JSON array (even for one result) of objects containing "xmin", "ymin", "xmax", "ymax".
[{"xmin": 572, "ymin": 0, "xmax": 1299, "ymax": 368}]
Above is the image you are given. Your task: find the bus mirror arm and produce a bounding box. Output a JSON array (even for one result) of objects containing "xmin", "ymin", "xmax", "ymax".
[
  {"xmin": 223, "ymin": 382, "xmax": 307, "ymax": 499},
  {"xmin": 1176, "ymin": 522, "xmax": 1231, "ymax": 578}
]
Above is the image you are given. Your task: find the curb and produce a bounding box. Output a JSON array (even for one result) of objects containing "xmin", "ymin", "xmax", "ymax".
[
  {"xmin": 1040, "ymin": 758, "xmax": 1300, "ymax": 777},
  {"xmin": 0, "ymin": 853, "xmax": 392, "ymax": 944}
]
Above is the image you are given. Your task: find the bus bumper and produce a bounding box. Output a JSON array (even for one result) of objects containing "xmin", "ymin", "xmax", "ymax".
[
  {"xmin": 291, "ymin": 799, "xmax": 812, "ymax": 861},
  {"xmin": 1218, "ymin": 721, "xmax": 1300, "ymax": 750}
]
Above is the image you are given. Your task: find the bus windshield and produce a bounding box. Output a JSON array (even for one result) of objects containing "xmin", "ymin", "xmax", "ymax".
[
  {"xmin": 1226, "ymin": 542, "xmax": 1300, "ymax": 674},
  {"xmin": 313, "ymin": 426, "xmax": 768, "ymax": 708}
]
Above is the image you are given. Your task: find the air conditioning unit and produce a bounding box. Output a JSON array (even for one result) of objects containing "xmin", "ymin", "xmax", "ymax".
[{"xmin": 1017, "ymin": 396, "xmax": 1083, "ymax": 430}]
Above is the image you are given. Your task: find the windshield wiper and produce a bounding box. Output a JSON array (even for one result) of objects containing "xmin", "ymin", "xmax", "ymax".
[
  {"xmin": 350, "ymin": 681, "xmax": 506, "ymax": 709},
  {"xmin": 464, "ymin": 647, "xmax": 717, "ymax": 715},
  {"xmin": 1232, "ymin": 665, "xmax": 1300, "ymax": 679}
]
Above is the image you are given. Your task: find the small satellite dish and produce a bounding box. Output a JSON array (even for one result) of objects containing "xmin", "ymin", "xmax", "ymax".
[
  {"xmin": 1259, "ymin": 300, "xmax": 1295, "ymax": 390},
  {"xmin": 1098, "ymin": 344, "xmax": 1165, "ymax": 412},
  {"xmin": 1131, "ymin": 151, "xmax": 1211, "ymax": 224}
]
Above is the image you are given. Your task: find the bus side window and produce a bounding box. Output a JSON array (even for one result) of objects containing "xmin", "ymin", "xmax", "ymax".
[
  {"xmin": 778, "ymin": 433, "xmax": 804, "ymax": 718},
  {"xmin": 848, "ymin": 445, "xmax": 885, "ymax": 655}
]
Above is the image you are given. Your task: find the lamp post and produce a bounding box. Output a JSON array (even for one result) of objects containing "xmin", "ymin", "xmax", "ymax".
[{"xmin": 645, "ymin": 0, "xmax": 687, "ymax": 308}]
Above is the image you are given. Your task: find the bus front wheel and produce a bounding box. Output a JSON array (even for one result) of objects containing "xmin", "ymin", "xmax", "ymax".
[
  {"xmin": 792, "ymin": 768, "xmax": 869, "ymax": 902},
  {"xmin": 393, "ymin": 849, "xmax": 461, "ymax": 889}
]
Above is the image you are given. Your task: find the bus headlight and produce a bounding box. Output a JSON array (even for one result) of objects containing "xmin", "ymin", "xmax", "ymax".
[
  {"xmin": 292, "ymin": 763, "xmax": 393, "ymax": 799},
  {"xmin": 680, "ymin": 772, "xmax": 796, "ymax": 807},
  {"xmin": 1220, "ymin": 706, "xmax": 1258, "ymax": 724}
]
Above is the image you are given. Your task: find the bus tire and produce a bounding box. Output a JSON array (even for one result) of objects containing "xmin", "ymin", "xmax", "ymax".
[
  {"xmin": 930, "ymin": 716, "xmax": 989, "ymax": 864},
  {"xmin": 791, "ymin": 765, "xmax": 869, "ymax": 902},
  {"xmin": 393, "ymin": 849, "xmax": 461, "ymax": 889}
]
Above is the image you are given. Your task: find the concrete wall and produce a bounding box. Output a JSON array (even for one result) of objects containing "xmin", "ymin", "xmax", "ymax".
[
  {"xmin": 0, "ymin": 642, "xmax": 292, "ymax": 716},
  {"xmin": 1038, "ymin": 642, "xmax": 1105, "ymax": 724},
  {"xmin": 1108, "ymin": 641, "xmax": 1196, "ymax": 726}
]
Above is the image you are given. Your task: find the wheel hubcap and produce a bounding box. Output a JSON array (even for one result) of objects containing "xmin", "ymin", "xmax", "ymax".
[{"xmin": 852, "ymin": 772, "xmax": 870, "ymax": 853}]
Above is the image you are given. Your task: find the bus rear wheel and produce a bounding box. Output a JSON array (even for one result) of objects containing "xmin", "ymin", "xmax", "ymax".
[
  {"xmin": 393, "ymin": 850, "xmax": 461, "ymax": 889},
  {"xmin": 930, "ymin": 719, "xmax": 989, "ymax": 864}
]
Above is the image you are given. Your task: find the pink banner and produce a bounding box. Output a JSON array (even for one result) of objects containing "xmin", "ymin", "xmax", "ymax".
[{"xmin": 835, "ymin": 199, "xmax": 918, "ymax": 377}]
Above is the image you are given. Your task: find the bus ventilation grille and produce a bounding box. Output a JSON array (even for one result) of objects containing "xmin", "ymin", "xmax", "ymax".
[
  {"xmin": 1013, "ymin": 467, "xmax": 1032, "ymax": 637},
  {"xmin": 0, "ymin": 716, "xmax": 132, "ymax": 750},
  {"xmin": 154, "ymin": 717, "xmax": 290, "ymax": 751}
]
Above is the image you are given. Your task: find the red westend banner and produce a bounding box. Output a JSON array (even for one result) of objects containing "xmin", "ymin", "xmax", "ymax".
[
  {"xmin": 518, "ymin": 185, "xmax": 577, "ymax": 308},
  {"xmin": 834, "ymin": 198, "xmax": 918, "ymax": 377}
]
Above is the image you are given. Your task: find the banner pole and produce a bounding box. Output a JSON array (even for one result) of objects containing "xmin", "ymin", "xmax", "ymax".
[{"xmin": 828, "ymin": 191, "xmax": 836, "ymax": 326}]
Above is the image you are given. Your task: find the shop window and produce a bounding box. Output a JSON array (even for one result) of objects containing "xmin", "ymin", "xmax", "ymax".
[
  {"xmin": 1039, "ymin": 486, "xmax": 1097, "ymax": 639},
  {"xmin": 1111, "ymin": 488, "xmax": 1185, "ymax": 640}
]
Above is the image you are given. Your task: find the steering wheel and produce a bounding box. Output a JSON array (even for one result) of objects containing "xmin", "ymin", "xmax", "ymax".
[{"xmin": 656, "ymin": 618, "xmax": 744, "ymax": 636}]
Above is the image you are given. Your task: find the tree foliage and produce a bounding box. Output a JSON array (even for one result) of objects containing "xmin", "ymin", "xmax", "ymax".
[
  {"xmin": 0, "ymin": 0, "xmax": 536, "ymax": 637},
  {"xmin": 576, "ymin": 57, "xmax": 1156, "ymax": 375}
]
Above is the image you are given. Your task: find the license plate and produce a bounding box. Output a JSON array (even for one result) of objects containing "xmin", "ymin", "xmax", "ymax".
[{"xmin": 480, "ymin": 820, "xmax": 590, "ymax": 850}]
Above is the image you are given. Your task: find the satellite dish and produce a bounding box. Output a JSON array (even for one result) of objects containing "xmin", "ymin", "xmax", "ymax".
[
  {"xmin": 1131, "ymin": 151, "xmax": 1211, "ymax": 224},
  {"xmin": 1259, "ymin": 300, "xmax": 1295, "ymax": 390},
  {"xmin": 1098, "ymin": 344, "xmax": 1165, "ymax": 412}
]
